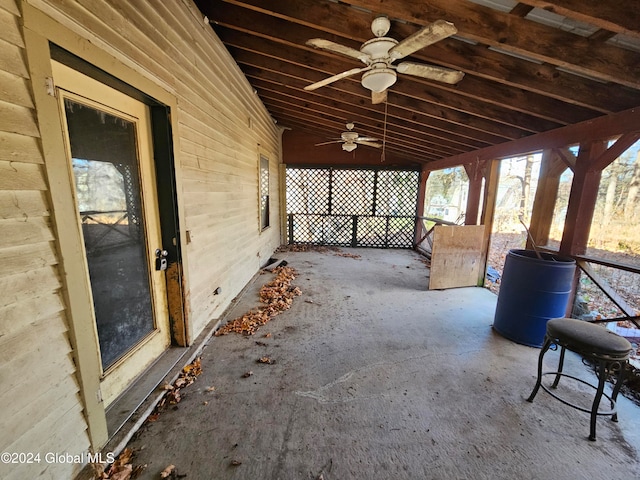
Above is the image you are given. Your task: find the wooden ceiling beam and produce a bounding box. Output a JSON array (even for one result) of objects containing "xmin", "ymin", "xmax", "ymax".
[
  {"xmin": 514, "ymin": 0, "xmax": 640, "ymax": 38},
  {"xmin": 257, "ymin": 90, "xmax": 474, "ymax": 156},
  {"xmin": 283, "ymin": 129, "xmax": 423, "ymax": 168},
  {"xmin": 222, "ymin": 33, "xmax": 565, "ymax": 133},
  {"xmin": 210, "ymin": 2, "xmax": 607, "ymax": 124},
  {"xmin": 278, "ymin": 115, "xmax": 436, "ymax": 164},
  {"xmin": 510, "ymin": 4, "xmax": 535, "ymax": 17},
  {"xmin": 216, "ymin": 0, "xmax": 640, "ymax": 104},
  {"xmin": 247, "ymin": 75, "xmax": 509, "ymax": 148},
  {"xmin": 425, "ymin": 107, "xmax": 640, "ymax": 170},
  {"xmin": 269, "ymin": 99, "xmax": 460, "ymax": 158},
  {"xmin": 250, "ymin": 78, "xmax": 494, "ymax": 150},
  {"xmin": 234, "ymin": 55, "xmax": 537, "ymax": 141},
  {"xmin": 334, "ymin": 0, "xmax": 640, "ymax": 88}
]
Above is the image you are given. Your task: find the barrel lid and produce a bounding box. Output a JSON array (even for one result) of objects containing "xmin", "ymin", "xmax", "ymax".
[{"xmin": 508, "ymin": 249, "xmax": 575, "ymax": 264}]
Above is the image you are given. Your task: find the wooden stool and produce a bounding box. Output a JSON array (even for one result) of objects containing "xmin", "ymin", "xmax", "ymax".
[{"xmin": 527, "ymin": 318, "xmax": 632, "ymax": 441}]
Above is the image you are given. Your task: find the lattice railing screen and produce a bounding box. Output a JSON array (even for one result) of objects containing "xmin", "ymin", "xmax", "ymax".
[{"xmin": 286, "ymin": 167, "xmax": 419, "ymax": 248}]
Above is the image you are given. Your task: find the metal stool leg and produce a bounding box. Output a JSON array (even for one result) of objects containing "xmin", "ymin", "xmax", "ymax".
[
  {"xmin": 610, "ymin": 363, "xmax": 626, "ymax": 423},
  {"xmin": 527, "ymin": 337, "xmax": 551, "ymax": 403},
  {"xmin": 551, "ymin": 345, "xmax": 566, "ymax": 389},
  {"xmin": 589, "ymin": 359, "xmax": 608, "ymax": 441}
]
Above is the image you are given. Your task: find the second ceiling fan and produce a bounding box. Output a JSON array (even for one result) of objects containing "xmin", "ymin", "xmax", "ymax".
[
  {"xmin": 304, "ymin": 15, "xmax": 464, "ymax": 104},
  {"xmin": 316, "ymin": 122, "xmax": 381, "ymax": 152}
]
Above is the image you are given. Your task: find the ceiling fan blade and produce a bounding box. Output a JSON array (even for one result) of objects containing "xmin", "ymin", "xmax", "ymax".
[
  {"xmin": 356, "ymin": 136, "xmax": 380, "ymax": 142},
  {"xmin": 371, "ymin": 90, "xmax": 387, "ymax": 104},
  {"xmin": 355, "ymin": 140, "xmax": 382, "ymax": 148},
  {"xmin": 306, "ymin": 39, "xmax": 369, "ymax": 63},
  {"xmin": 389, "ymin": 20, "xmax": 457, "ymax": 60},
  {"xmin": 396, "ymin": 62, "xmax": 465, "ymax": 84},
  {"xmin": 315, "ymin": 140, "xmax": 342, "ymax": 146},
  {"xmin": 304, "ymin": 66, "xmax": 371, "ymax": 91}
]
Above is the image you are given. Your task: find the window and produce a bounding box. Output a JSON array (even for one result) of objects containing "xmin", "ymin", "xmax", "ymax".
[{"xmin": 259, "ymin": 155, "xmax": 270, "ymax": 230}]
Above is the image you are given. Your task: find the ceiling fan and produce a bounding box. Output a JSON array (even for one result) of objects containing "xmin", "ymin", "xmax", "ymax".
[
  {"xmin": 304, "ymin": 15, "xmax": 464, "ymax": 104},
  {"xmin": 315, "ymin": 122, "xmax": 382, "ymax": 152}
]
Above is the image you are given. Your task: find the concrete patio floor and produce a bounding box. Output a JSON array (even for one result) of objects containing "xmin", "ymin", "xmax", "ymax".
[{"xmin": 123, "ymin": 248, "xmax": 640, "ymax": 479}]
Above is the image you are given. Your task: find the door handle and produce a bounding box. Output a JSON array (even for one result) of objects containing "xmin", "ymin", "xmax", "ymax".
[{"xmin": 155, "ymin": 249, "xmax": 168, "ymax": 271}]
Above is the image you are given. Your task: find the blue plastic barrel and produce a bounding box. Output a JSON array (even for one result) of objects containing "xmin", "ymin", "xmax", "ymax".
[{"xmin": 493, "ymin": 249, "xmax": 576, "ymax": 348}]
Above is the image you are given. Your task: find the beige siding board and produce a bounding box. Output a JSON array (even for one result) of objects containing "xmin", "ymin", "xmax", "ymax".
[
  {"xmin": 0, "ymin": 100, "xmax": 39, "ymax": 137},
  {"xmin": 177, "ymin": 91, "xmax": 252, "ymax": 144},
  {"xmin": 0, "ymin": 240, "xmax": 58, "ymax": 277},
  {"xmin": 180, "ymin": 140, "xmax": 254, "ymax": 176},
  {"xmin": 0, "ymin": 161, "xmax": 46, "ymax": 190},
  {"xmin": 0, "ymin": 216, "xmax": 53, "ymax": 248},
  {"xmin": 179, "ymin": 150, "xmax": 199, "ymax": 169},
  {"xmin": 4, "ymin": 399, "xmax": 88, "ymax": 480},
  {"xmin": 0, "ymin": 314, "xmax": 67, "ymax": 365},
  {"xmin": 179, "ymin": 113, "xmax": 258, "ymax": 163},
  {"xmin": 146, "ymin": 3, "xmax": 276, "ymax": 139},
  {"xmin": 0, "ymin": 131, "xmax": 43, "ymax": 164},
  {"xmin": 0, "ymin": 69, "xmax": 34, "ymax": 108},
  {"xmin": 2, "ymin": 369, "xmax": 78, "ymax": 441},
  {"xmin": 0, "ymin": 0, "xmax": 20, "ymax": 16},
  {"xmin": 0, "ymin": 266, "xmax": 60, "ymax": 308},
  {"xmin": 0, "ymin": 190, "xmax": 49, "ymax": 219},
  {"xmin": 0, "ymin": 316, "xmax": 74, "ymax": 395},
  {"xmin": 0, "ymin": 6, "xmax": 23, "ymax": 47},
  {"xmin": 177, "ymin": 95, "xmax": 253, "ymax": 147},
  {"xmin": 114, "ymin": 0, "xmax": 263, "ymax": 134},
  {"xmin": 0, "ymin": 5, "xmax": 89, "ymax": 477},
  {"xmin": 148, "ymin": 0, "xmax": 257, "ymax": 108},
  {"xmin": 32, "ymin": 0, "xmax": 177, "ymax": 89},
  {"xmin": 0, "ymin": 38, "xmax": 28, "ymax": 78},
  {"xmin": 13, "ymin": 6, "xmax": 281, "ymax": 465},
  {"xmin": 0, "ymin": 291, "xmax": 66, "ymax": 339}
]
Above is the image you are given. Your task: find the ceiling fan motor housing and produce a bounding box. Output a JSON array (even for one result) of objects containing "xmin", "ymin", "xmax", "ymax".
[{"xmin": 360, "ymin": 37, "xmax": 398, "ymax": 92}]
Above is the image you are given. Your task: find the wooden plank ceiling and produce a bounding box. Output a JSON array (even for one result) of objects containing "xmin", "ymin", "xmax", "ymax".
[{"xmin": 195, "ymin": 0, "xmax": 640, "ymax": 167}]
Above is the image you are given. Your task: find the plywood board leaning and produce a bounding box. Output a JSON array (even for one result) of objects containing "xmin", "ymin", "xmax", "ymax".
[{"xmin": 429, "ymin": 224, "xmax": 486, "ymax": 290}]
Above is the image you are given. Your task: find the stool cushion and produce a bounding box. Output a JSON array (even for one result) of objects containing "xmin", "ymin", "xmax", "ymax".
[{"xmin": 547, "ymin": 318, "xmax": 632, "ymax": 356}]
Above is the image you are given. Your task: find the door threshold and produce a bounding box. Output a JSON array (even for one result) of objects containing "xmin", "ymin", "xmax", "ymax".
[{"xmin": 105, "ymin": 346, "xmax": 189, "ymax": 438}]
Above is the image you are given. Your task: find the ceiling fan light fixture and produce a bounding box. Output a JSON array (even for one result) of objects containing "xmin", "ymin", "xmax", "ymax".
[
  {"xmin": 361, "ymin": 68, "xmax": 397, "ymax": 93},
  {"xmin": 342, "ymin": 142, "xmax": 357, "ymax": 152},
  {"xmin": 371, "ymin": 15, "xmax": 391, "ymax": 37}
]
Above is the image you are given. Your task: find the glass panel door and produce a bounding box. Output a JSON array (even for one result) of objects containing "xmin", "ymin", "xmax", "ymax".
[
  {"xmin": 65, "ymin": 99, "xmax": 155, "ymax": 369},
  {"xmin": 54, "ymin": 61, "xmax": 171, "ymax": 405}
]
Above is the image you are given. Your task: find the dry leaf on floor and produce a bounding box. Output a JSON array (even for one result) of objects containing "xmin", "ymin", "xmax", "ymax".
[
  {"xmin": 242, "ymin": 371, "xmax": 253, "ymax": 378},
  {"xmin": 205, "ymin": 386, "xmax": 216, "ymax": 392},
  {"xmin": 109, "ymin": 465, "xmax": 132, "ymax": 480},
  {"xmin": 257, "ymin": 356, "xmax": 275, "ymax": 364},
  {"xmin": 160, "ymin": 464, "xmax": 175, "ymax": 478},
  {"xmin": 215, "ymin": 267, "xmax": 301, "ymax": 336}
]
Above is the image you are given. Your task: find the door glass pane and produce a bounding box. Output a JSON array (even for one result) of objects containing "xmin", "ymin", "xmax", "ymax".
[{"xmin": 64, "ymin": 98, "xmax": 155, "ymax": 369}]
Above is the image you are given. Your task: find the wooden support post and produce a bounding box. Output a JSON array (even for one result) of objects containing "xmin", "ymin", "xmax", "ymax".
[
  {"xmin": 528, "ymin": 150, "xmax": 566, "ymax": 249},
  {"xmin": 464, "ymin": 161, "xmax": 485, "ymax": 225},
  {"xmin": 560, "ymin": 140, "xmax": 606, "ymax": 256},
  {"xmin": 479, "ymin": 159, "xmax": 500, "ymax": 286},
  {"xmin": 413, "ymin": 169, "xmax": 429, "ymax": 246}
]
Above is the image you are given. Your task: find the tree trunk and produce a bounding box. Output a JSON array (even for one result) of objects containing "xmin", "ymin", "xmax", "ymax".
[
  {"xmin": 520, "ymin": 155, "xmax": 533, "ymax": 222},
  {"xmin": 603, "ymin": 161, "xmax": 620, "ymax": 225},
  {"xmin": 624, "ymin": 152, "xmax": 640, "ymax": 220}
]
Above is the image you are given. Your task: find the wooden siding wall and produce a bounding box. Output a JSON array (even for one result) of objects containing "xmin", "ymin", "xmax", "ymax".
[
  {"xmin": 26, "ymin": 0, "xmax": 282, "ymax": 347},
  {"xmin": 0, "ymin": 1, "xmax": 91, "ymax": 479},
  {"xmin": 1, "ymin": 0, "xmax": 282, "ymax": 477}
]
